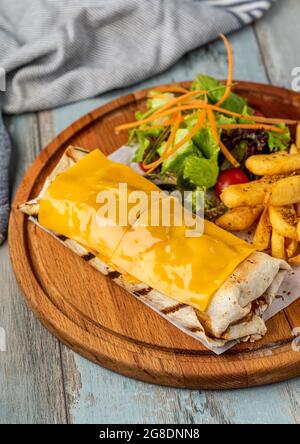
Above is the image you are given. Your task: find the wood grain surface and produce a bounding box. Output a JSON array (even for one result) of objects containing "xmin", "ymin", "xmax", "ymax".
[
  {"xmin": 2, "ymin": 0, "xmax": 300, "ymax": 424},
  {"xmin": 8, "ymin": 81, "xmax": 300, "ymax": 391}
]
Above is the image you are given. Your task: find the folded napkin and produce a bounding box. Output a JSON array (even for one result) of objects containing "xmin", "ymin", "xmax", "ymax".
[{"xmin": 0, "ymin": 0, "xmax": 275, "ymax": 244}]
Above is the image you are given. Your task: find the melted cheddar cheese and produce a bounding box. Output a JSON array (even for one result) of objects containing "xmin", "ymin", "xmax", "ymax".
[
  {"xmin": 39, "ymin": 149, "xmax": 255, "ymax": 312},
  {"xmin": 39, "ymin": 149, "xmax": 159, "ymax": 259},
  {"xmin": 111, "ymin": 211, "xmax": 254, "ymax": 311}
]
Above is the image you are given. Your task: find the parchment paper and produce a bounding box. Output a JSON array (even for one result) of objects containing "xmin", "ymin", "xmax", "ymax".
[{"xmin": 108, "ymin": 144, "xmax": 300, "ymax": 354}]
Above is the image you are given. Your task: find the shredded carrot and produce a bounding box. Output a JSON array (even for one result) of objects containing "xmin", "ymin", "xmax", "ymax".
[
  {"xmin": 142, "ymin": 113, "xmax": 182, "ymax": 171},
  {"xmin": 152, "ymin": 86, "xmax": 189, "ymax": 94},
  {"xmin": 207, "ymin": 110, "xmax": 240, "ymax": 168},
  {"xmin": 140, "ymin": 125, "xmax": 168, "ymax": 131},
  {"xmin": 139, "ymin": 118, "xmax": 175, "ymax": 131},
  {"xmin": 217, "ymin": 123, "xmax": 285, "ymax": 134},
  {"xmin": 161, "ymin": 110, "xmax": 207, "ymax": 159},
  {"xmin": 203, "ymin": 106, "xmax": 298, "ymax": 124},
  {"xmin": 115, "ymin": 102, "xmax": 298, "ymax": 133},
  {"xmin": 180, "ymin": 102, "xmax": 298, "ymax": 124},
  {"xmin": 113, "ymin": 34, "xmax": 300, "ymax": 182},
  {"xmin": 155, "ymin": 113, "xmax": 181, "ymax": 158},
  {"xmin": 244, "ymin": 116, "xmax": 298, "ymax": 125},
  {"xmin": 114, "ymin": 104, "xmax": 239, "ymax": 132},
  {"xmin": 139, "ymin": 124, "xmax": 167, "ymax": 131},
  {"xmin": 216, "ymin": 34, "xmax": 233, "ymax": 107},
  {"xmin": 148, "ymin": 93, "xmax": 175, "ymax": 99},
  {"xmin": 115, "ymin": 105, "xmax": 199, "ymax": 132},
  {"xmin": 144, "ymin": 110, "xmax": 207, "ymax": 174},
  {"xmin": 220, "ymin": 140, "xmax": 240, "ymax": 168},
  {"xmin": 150, "ymin": 89, "xmax": 208, "ymax": 118},
  {"xmin": 182, "ymin": 98, "xmax": 208, "ymax": 106}
]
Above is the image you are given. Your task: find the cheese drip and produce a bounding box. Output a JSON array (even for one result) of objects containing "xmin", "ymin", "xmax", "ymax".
[
  {"xmin": 39, "ymin": 149, "xmax": 255, "ymax": 312},
  {"xmin": 111, "ymin": 210, "xmax": 255, "ymax": 311}
]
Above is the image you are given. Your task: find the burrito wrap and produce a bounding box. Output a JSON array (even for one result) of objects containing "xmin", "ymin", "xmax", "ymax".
[{"xmin": 19, "ymin": 146, "xmax": 290, "ymax": 348}]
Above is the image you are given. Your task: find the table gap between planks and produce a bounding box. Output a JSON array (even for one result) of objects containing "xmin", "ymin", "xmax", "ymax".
[{"xmin": 1, "ymin": 0, "xmax": 300, "ymax": 424}]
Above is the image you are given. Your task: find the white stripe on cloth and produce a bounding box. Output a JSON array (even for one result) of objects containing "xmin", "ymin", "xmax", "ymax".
[{"xmin": 202, "ymin": 0, "xmax": 274, "ymax": 24}]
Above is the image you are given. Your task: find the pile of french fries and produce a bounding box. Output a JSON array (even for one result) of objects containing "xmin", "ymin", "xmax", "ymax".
[{"xmin": 217, "ymin": 123, "xmax": 300, "ymax": 264}]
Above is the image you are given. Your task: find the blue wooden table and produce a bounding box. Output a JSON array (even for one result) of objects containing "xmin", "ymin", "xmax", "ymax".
[{"xmin": 1, "ymin": 0, "xmax": 300, "ymax": 424}]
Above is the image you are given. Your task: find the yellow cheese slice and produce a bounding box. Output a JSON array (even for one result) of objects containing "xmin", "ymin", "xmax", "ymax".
[
  {"xmin": 39, "ymin": 148, "xmax": 255, "ymax": 312},
  {"xmin": 111, "ymin": 204, "xmax": 255, "ymax": 312},
  {"xmin": 39, "ymin": 149, "xmax": 159, "ymax": 259}
]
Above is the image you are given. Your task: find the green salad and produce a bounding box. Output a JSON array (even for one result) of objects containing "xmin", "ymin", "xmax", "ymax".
[{"xmin": 115, "ymin": 34, "xmax": 293, "ymax": 221}]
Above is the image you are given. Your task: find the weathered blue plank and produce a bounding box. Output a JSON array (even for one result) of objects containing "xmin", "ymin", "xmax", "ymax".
[
  {"xmin": 2, "ymin": 1, "xmax": 300, "ymax": 424},
  {"xmin": 255, "ymin": 0, "xmax": 300, "ymax": 88},
  {"xmin": 61, "ymin": 347, "xmax": 300, "ymax": 424},
  {"xmin": 0, "ymin": 115, "xmax": 67, "ymax": 424}
]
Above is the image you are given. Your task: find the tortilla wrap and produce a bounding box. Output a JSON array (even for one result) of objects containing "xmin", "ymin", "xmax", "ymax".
[{"xmin": 19, "ymin": 146, "xmax": 290, "ymax": 349}]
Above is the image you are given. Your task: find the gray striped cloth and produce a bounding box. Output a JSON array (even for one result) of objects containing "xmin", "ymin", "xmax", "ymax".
[{"xmin": 0, "ymin": 0, "xmax": 275, "ymax": 244}]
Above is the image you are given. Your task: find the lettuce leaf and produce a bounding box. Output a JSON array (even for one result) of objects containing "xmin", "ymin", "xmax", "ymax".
[
  {"xmin": 157, "ymin": 126, "xmax": 219, "ymax": 189},
  {"xmin": 192, "ymin": 126, "xmax": 220, "ymax": 159},
  {"xmin": 156, "ymin": 123, "xmax": 220, "ymax": 189},
  {"xmin": 182, "ymin": 123, "xmax": 220, "ymax": 188},
  {"xmin": 192, "ymin": 74, "xmax": 252, "ymax": 114},
  {"xmin": 183, "ymin": 154, "xmax": 219, "ymax": 188},
  {"xmin": 135, "ymin": 92, "xmax": 174, "ymax": 121},
  {"xmin": 267, "ymin": 124, "xmax": 291, "ymax": 152},
  {"xmin": 131, "ymin": 126, "xmax": 163, "ymax": 162},
  {"xmin": 132, "ymin": 132, "xmax": 150, "ymax": 162},
  {"xmin": 159, "ymin": 129, "xmax": 199, "ymax": 174},
  {"xmin": 214, "ymin": 113, "xmax": 237, "ymax": 125},
  {"xmin": 146, "ymin": 92, "xmax": 174, "ymax": 111}
]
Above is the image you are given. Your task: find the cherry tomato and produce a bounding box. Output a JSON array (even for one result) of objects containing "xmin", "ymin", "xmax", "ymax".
[{"xmin": 215, "ymin": 168, "xmax": 249, "ymax": 197}]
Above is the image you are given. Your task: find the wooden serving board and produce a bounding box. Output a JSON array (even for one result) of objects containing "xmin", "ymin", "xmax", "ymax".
[{"xmin": 9, "ymin": 81, "xmax": 300, "ymax": 389}]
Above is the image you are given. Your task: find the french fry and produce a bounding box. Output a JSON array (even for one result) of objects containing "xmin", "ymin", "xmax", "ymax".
[
  {"xmin": 286, "ymin": 238, "xmax": 298, "ymax": 258},
  {"xmin": 263, "ymin": 189, "xmax": 272, "ymax": 207},
  {"xmin": 216, "ymin": 206, "xmax": 263, "ymax": 231},
  {"xmin": 269, "ymin": 175, "xmax": 300, "ymax": 206},
  {"xmin": 290, "ymin": 143, "xmax": 299, "ymax": 155},
  {"xmin": 220, "ymin": 177, "xmax": 274, "ymax": 208},
  {"xmin": 297, "ymin": 220, "xmax": 300, "ymax": 241},
  {"xmin": 246, "ymin": 152, "xmax": 300, "ymax": 176},
  {"xmin": 268, "ymin": 206, "xmax": 298, "ymax": 240},
  {"xmin": 271, "ymin": 229, "xmax": 286, "ymax": 260},
  {"xmin": 297, "ymin": 123, "xmax": 300, "ymax": 150},
  {"xmin": 289, "ymin": 254, "xmax": 300, "ymax": 265},
  {"xmin": 253, "ymin": 207, "xmax": 272, "ymax": 251}
]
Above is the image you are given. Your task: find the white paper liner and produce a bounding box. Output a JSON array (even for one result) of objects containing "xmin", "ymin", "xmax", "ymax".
[
  {"xmin": 25, "ymin": 145, "xmax": 299, "ymax": 354},
  {"xmin": 105, "ymin": 144, "xmax": 300, "ymax": 353}
]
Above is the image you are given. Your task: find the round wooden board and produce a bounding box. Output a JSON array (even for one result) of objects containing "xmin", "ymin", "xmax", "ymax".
[{"xmin": 9, "ymin": 81, "xmax": 300, "ymax": 389}]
